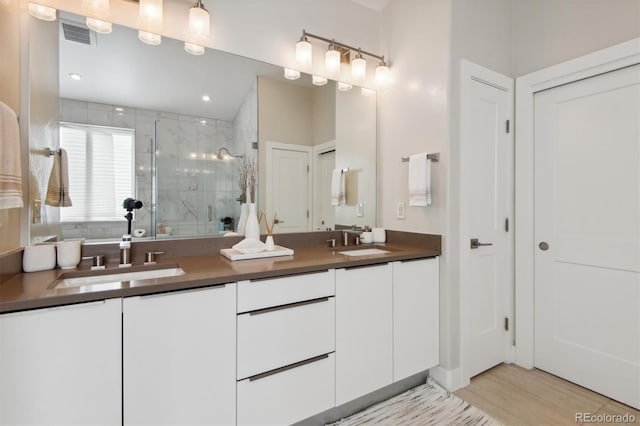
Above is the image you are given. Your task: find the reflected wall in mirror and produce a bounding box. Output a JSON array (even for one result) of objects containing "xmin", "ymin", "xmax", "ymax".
[{"xmin": 28, "ymin": 12, "xmax": 376, "ymax": 243}]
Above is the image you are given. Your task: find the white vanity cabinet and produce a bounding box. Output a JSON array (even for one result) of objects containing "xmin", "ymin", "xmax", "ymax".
[
  {"xmin": 335, "ymin": 263, "xmax": 394, "ymax": 405},
  {"xmin": 123, "ymin": 284, "xmax": 236, "ymax": 426},
  {"xmin": 236, "ymin": 271, "xmax": 336, "ymax": 426},
  {"xmin": 392, "ymin": 258, "xmax": 440, "ymax": 381},
  {"xmin": 0, "ymin": 299, "xmax": 122, "ymax": 426}
]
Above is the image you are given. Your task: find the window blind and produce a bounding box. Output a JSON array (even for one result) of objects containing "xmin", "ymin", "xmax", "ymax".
[{"xmin": 59, "ymin": 123, "xmax": 135, "ymax": 222}]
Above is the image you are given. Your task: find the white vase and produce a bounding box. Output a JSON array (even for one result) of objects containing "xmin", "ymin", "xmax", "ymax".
[
  {"xmin": 265, "ymin": 235, "xmax": 275, "ymax": 251},
  {"xmin": 245, "ymin": 203, "xmax": 260, "ymax": 240},
  {"xmin": 238, "ymin": 203, "xmax": 248, "ymax": 234}
]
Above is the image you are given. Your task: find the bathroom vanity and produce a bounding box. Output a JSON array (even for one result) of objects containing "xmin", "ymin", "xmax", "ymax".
[{"xmin": 0, "ymin": 231, "xmax": 440, "ymax": 425}]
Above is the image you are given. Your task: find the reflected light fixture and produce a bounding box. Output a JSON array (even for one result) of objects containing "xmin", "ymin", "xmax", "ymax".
[
  {"xmin": 337, "ymin": 82, "xmax": 352, "ymax": 92},
  {"xmin": 295, "ymin": 31, "xmax": 312, "ymax": 67},
  {"xmin": 185, "ymin": 42, "xmax": 205, "ymax": 56},
  {"xmin": 138, "ymin": 0, "xmax": 163, "ymax": 45},
  {"xmin": 312, "ymin": 75, "xmax": 328, "ymax": 86},
  {"xmin": 351, "ymin": 49, "xmax": 366, "ymax": 81},
  {"xmin": 186, "ymin": 0, "xmax": 209, "ymax": 56},
  {"xmin": 284, "ymin": 68, "xmax": 301, "ymax": 80},
  {"xmin": 82, "ymin": 0, "xmax": 112, "ymax": 34},
  {"xmin": 325, "ymin": 41, "xmax": 341, "ymax": 74},
  {"xmin": 28, "ymin": 3, "xmax": 57, "ymax": 21}
]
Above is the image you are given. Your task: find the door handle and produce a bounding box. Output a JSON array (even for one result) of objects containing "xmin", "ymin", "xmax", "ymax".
[{"xmin": 470, "ymin": 238, "xmax": 493, "ymax": 249}]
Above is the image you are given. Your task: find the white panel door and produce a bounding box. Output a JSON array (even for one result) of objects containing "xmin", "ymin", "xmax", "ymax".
[
  {"xmin": 0, "ymin": 300, "xmax": 121, "ymax": 425},
  {"xmin": 313, "ymin": 146, "xmax": 336, "ymax": 231},
  {"xmin": 336, "ymin": 264, "xmax": 393, "ymax": 405},
  {"xmin": 534, "ymin": 64, "xmax": 640, "ymax": 409},
  {"xmin": 466, "ymin": 76, "xmax": 512, "ymax": 378},
  {"xmin": 267, "ymin": 142, "xmax": 311, "ymax": 233},
  {"xmin": 123, "ymin": 284, "xmax": 236, "ymax": 425}
]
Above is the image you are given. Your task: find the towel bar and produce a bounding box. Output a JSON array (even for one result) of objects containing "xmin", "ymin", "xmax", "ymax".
[
  {"xmin": 46, "ymin": 148, "xmax": 60, "ymax": 156},
  {"xmin": 401, "ymin": 153, "xmax": 439, "ymax": 163}
]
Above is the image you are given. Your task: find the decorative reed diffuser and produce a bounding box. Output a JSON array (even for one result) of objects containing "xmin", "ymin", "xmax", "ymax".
[
  {"xmin": 244, "ymin": 158, "xmax": 260, "ymax": 240},
  {"xmin": 259, "ymin": 211, "xmax": 278, "ymax": 251},
  {"xmin": 237, "ymin": 160, "xmax": 249, "ymax": 234}
]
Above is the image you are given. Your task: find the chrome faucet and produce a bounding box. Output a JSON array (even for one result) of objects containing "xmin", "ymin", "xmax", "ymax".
[
  {"xmin": 342, "ymin": 229, "xmax": 363, "ymax": 246},
  {"xmin": 119, "ymin": 234, "xmax": 132, "ymax": 267}
]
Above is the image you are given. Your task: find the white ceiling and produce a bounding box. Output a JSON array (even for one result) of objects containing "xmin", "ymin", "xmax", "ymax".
[
  {"xmin": 59, "ymin": 14, "xmax": 282, "ymax": 121},
  {"xmin": 350, "ymin": 0, "xmax": 391, "ymax": 12}
]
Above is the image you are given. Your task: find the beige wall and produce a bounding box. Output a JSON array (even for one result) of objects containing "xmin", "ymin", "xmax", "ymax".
[
  {"xmin": 512, "ymin": 0, "xmax": 640, "ymax": 76},
  {"xmin": 0, "ymin": 0, "xmax": 23, "ymax": 254},
  {"xmin": 311, "ymin": 83, "xmax": 336, "ymax": 146}
]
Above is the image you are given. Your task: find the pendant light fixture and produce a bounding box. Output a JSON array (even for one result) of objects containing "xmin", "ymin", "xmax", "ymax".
[
  {"xmin": 325, "ymin": 41, "xmax": 341, "ymax": 74},
  {"xmin": 284, "ymin": 68, "xmax": 301, "ymax": 80},
  {"xmin": 312, "ymin": 75, "xmax": 328, "ymax": 86},
  {"xmin": 185, "ymin": 0, "xmax": 209, "ymax": 55},
  {"xmin": 138, "ymin": 0, "xmax": 163, "ymax": 45},
  {"xmin": 375, "ymin": 60, "xmax": 391, "ymax": 89},
  {"xmin": 82, "ymin": 0, "xmax": 112, "ymax": 34},
  {"xmin": 295, "ymin": 31, "xmax": 312, "ymax": 67},
  {"xmin": 28, "ymin": 3, "xmax": 57, "ymax": 21}
]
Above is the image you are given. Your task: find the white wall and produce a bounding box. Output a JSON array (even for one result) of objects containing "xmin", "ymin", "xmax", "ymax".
[
  {"xmin": 379, "ymin": 0, "xmax": 453, "ymax": 368},
  {"xmin": 512, "ymin": 0, "xmax": 640, "ymax": 76}
]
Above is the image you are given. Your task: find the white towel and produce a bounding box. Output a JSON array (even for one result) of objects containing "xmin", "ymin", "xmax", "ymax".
[
  {"xmin": 331, "ymin": 169, "xmax": 346, "ymax": 206},
  {"xmin": 408, "ymin": 153, "xmax": 431, "ymax": 206},
  {"xmin": 0, "ymin": 101, "xmax": 23, "ymax": 209},
  {"xmin": 45, "ymin": 148, "xmax": 72, "ymax": 207}
]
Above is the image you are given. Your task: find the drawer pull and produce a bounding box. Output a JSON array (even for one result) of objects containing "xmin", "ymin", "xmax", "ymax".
[
  {"xmin": 247, "ymin": 353, "xmax": 330, "ymax": 382},
  {"xmin": 249, "ymin": 270, "xmax": 329, "ymax": 283},
  {"xmin": 344, "ymin": 262, "xmax": 389, "ymax": 271},
  {"xmin": 246, "ymin": 297, "xmax": 330, "ymax": 316}
]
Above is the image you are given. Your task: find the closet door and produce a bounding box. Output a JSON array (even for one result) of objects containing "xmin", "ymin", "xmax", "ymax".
[{"xmin": 534, "ymin": 64, "xmax": 640, "ymax": 409}]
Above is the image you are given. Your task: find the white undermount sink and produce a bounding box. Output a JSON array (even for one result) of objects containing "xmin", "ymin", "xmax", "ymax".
[
  {"xmin": 337, "ymin": 248, "xmax": 390, "ymax": 256},
  {"xmin": 54, "ymin": 267, "xmax": 186, "ymax": 289}
]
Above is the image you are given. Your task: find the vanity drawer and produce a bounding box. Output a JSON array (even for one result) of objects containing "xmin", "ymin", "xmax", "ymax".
[
  {"xmin": 237, "ymin": 269, "xmax": 335, "ymax": 312},
  {"xmin": 237, "ymin": 352, "xmax": 335, "ymax": 426},
  {"xmin": 237, "ymin": 296, "xmax": 335, "ymax": 380}
]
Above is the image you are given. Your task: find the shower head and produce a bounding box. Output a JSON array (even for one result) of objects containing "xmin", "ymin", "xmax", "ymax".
[{"xmin": 216, "ymin": 147, "xmax": 243, "ymax": 160}]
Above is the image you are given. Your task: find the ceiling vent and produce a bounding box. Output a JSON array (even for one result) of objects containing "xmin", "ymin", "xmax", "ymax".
[{"xmin": 61, "ymin": 21, "xmax": 95, "ymax": 46}]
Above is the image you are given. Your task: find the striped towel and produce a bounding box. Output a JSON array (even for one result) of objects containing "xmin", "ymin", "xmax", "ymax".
[
  {"xmin": 0, "ymin": 101, "xmax": 23, "ymax": 209},
  {"xmin": 45, "ymin": 148, "xmax": 72, "ymax": 207}
]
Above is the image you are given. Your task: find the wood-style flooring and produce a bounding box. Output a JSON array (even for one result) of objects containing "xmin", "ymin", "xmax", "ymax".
[{"xmin": 455, "ymin": 364, "xmax": 640, "ymax": 425}]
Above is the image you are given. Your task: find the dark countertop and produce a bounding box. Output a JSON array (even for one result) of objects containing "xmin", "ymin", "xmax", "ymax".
[{"xmin": 0, "ymin": 237, "xmax": 440, "ymax": 314}]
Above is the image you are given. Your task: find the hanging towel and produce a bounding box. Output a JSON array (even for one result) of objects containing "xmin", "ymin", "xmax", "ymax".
[
  {"xmin": 330, "ymin": 169, "xmax": 346, "ymax": 206},
  {"xmin": 0, "ymin": 101, "xmax": 23, "ymax": 209},
  {"xmin": 408, "ymin": 153, "xmax": 431, "ymax": 206},
  {"xmin": 45, "ymin": 148, "xmax": 72, "ymax": 207}
]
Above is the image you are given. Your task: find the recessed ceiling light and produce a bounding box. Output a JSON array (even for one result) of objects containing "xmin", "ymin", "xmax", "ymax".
[
  {"xmin": 69, "ymin": 73, "xmax": 82, "ymax": 81},
  {"xmin": 201, "ymin": 94, "xmax": 210, "ymax": 102}
]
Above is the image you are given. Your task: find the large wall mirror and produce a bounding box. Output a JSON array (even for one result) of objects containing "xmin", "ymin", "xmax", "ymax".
[{"xmin": 28, "ymin": 12, "xmax": 377, "ymax": 243}]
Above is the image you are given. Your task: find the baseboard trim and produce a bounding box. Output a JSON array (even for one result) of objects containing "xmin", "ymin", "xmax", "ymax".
[{"xmin": 429, "ymin": 366, "xmax": 463, "ymax": 392}]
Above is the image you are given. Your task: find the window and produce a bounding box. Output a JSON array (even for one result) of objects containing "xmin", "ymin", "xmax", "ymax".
[{"xmin": 59, "ymin": 122, "xmax": 135, "ymax": 222}]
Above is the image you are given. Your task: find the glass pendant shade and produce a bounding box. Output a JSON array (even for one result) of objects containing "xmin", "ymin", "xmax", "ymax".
[
  {"xmin": 325, "ymin": 48, "xmax": 341, "ymax": 74},
  {"xmin": 312, "ymin": 75, "xmax": 328, "ymax": 86},
  {"xmin": 188, "ymin": 2, "xmax": 210, "ymax": 39},
  {"xmin": 139, "ymin": 0, "xmax": 163, "ymax": 33},
  {"xmin": 375, "ymin": 63, "xmax": 391, "ymax": 88},
  {"xmin": 337, "ymin": 82, "xmax": 353, "ymax": 92},
  {"xmin": 86, "ymin": 18, "xmax": 112, "ymax": 34},
  {"xmin": 295, "ymin": 38, "xmax": 312, "ymax": 67},
  {"xmin": 82, "ymin": 0, "xmax": 110, "ymax": 18},
  {"xmin": 138, "ymin": 31, "xmax": 162, "ymax": 46},
  {"xmin": 185, "ymin": 42, "xmax": 205, "ymax": 56},
  {"xmin": 284, "ymin": 68, "xmax": 301, "ymax": 80},
  {"xmin": 28, "ymin": 3, "xmax": 57, "ymax": 21},
  {"xmin": 351, "ymin": 54, "xmax": 367, "ymax": 81}
]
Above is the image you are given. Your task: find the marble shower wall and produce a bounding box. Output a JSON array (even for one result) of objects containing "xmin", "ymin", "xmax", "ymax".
[{"xmin": 59, "ymin": 98, "xmax": 248, "ymax": 240}]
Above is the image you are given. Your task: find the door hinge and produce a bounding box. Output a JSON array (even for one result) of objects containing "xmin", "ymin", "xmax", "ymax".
[
  {"xmin": 506, "ymin": 120, "xmax": 510, "ymax": 134},
  {"xmin": 306, "ymin": 210, "xmax": 309, "ymax": 218},
  {"xmin": 307, "ymin": 165, "xmax": 310, "ymax": 173},
  {"xmin": 505, "ymin": 217, "xmax": 509, "ymax": 232},
  {"xmin": 504, "ymin": 317, "xmax": 509, "ymax": 331}
]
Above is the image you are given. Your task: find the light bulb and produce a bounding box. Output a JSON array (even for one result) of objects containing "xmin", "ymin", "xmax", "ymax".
[
  {"xmin": 138, "ymin": 31, "xmax": 161, "ymax": 45},
  {"xmin": 351, "ymin": 52, "xmax": 366, "ymax": 81},
  {"xmin": 188, "ymin": 1, "xmax": 210, "ymax": 40},
  {"xmin": 312, "ymin": 75, "xmax": 328, "ymax": 86},
  {"xmin": 284, "ymin": 68, "xmax": 300, "ymax": 80},
  {"xmin": 185, "ymin": 42, "xmax": 205, "ymax": 56},
  {"xmin": 361, "ymin": 88, "xmax": 376, "ymax": 97},
  {"xmin": 138, "ymin": 0, "xmax": 163, "ymax": 33},
  {"xmin": 28, "ymin": 3, "xmax": 57, "ymax": 21},
  {"xmin": 375, "ymin": 63, "xmax": 391, "ymax": 88},
  {"xmin": 86, "ymin": 18, "xmax": 112, "ymax": 34},
  {"xmin": 295, "ymin": 36, "xmax": 312, "ymax": 67},
  {"xmin": 325, "ymin": 46, "xmax": 341, "ymax": 74},
  {"xmin": 82, "ymin": 0, "xmax": 110, "ymax": 18},
  {"xmin": 337, "ymin": 82, "xmax": 352, "ymax": 92}
]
